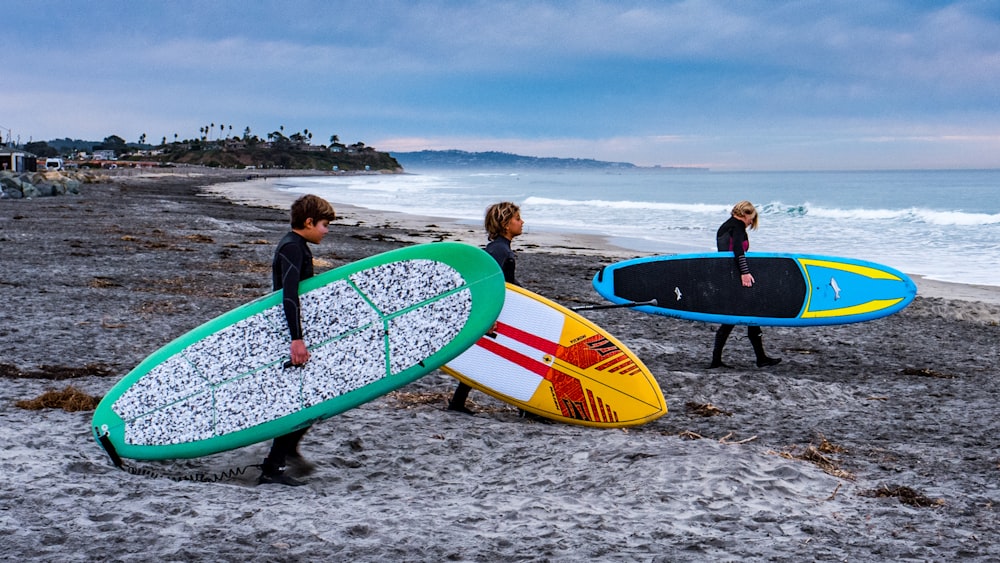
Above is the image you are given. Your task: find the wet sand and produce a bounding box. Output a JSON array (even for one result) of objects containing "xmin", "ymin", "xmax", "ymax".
[{"xmin": 1, "ymin": 168, "xmax": 998, "ymax": 561}]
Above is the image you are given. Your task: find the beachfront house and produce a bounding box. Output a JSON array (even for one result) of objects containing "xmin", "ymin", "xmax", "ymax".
[{"xmin": 0, "ymin": 148, "xmax": 37, "ymax": 172}]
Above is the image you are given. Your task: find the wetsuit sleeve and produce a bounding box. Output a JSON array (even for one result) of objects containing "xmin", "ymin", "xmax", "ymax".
[
  {"xmin": 275, "ymin": 243, "xmax": 306, "ymax": 341},
  {"xmin": 731, "ymin": 228, "xmax": 751, "ymax": 276}
]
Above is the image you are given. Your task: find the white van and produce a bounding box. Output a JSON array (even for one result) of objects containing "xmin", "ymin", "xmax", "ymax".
[{"xmin": 45, "ymin": 158, "xmax": 65, "ymax": 170}]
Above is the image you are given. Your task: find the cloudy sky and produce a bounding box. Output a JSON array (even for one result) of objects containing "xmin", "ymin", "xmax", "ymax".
[{"xmin": 3, "ymin": 1, "xmax": 999, "ymax": 170}]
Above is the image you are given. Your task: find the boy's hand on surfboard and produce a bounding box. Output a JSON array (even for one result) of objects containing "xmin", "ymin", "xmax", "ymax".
[{"xmin": 290, "ymin": 339, "xmax": 310, "ymax": 365}]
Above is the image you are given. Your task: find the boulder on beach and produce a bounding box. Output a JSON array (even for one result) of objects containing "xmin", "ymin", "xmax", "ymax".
[{"xmin": 0, "ymin": 170, "xmax": 95, "ymax": 198}]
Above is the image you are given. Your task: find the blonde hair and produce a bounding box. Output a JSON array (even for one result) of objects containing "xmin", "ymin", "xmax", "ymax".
[
  {"xmin": 732, "ymin": 200, "xmax": 759, "ymax": 230},
  {"xmin": 484, "ymin": 201, "xmax": 520, "ymax": 241}
]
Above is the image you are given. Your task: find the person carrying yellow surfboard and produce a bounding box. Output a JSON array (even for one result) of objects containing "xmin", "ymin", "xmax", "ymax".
[{"xmin": 448, "ymin": 201, "xmax": 523, "ymax": 414}]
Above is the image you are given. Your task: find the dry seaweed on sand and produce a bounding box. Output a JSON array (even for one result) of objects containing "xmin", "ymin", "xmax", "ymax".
[
  {"xmin": 718, "ymin": 432, "xmax": 758, "ymax": 445},
  {"xmin": 774, "ymin": 435, "xmax": 855, "ymax": 480},
  {"xmin": 670, "ymin": 430, "xmax": 757, "ymax": 445},
  {"xmin": 385, "ymin": 390, "xmax": 454, "ymax": 409},
  {"xmin": 815, "ymin": 435, "xmax": 847, "ymax": 454},
  {"xmin": 15, "ymin": 385, "xmax": 102, "ymax": 412},
  {"xmin": 685, "ymin": 401, "xmax": 733, "ymax": 417},
  {"xmin": 860, "ymin": 484, "xmax": 945, "ymax": 508},
  {"xmin": 184, "ymin": 234, "xmax": 215, "ymax": 243}
]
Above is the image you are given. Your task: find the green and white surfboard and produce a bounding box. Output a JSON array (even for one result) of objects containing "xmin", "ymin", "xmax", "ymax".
[{"xmin": 92, "ymin": 242, "xmax": 505, "ymax": 461}]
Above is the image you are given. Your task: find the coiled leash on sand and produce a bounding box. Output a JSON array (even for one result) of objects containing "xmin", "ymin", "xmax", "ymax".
[{"xmin": 95, "ymin": 427, "xmax": 260, "ymax": 483}]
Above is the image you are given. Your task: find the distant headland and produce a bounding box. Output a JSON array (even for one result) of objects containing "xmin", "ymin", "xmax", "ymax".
[
  {"xmin": 389, "ymin": 150, "xmax": 708, "ymax": 171},
  {"xmin": 5, "ymin": 132, "xmax": 706, "ymax": 174}
]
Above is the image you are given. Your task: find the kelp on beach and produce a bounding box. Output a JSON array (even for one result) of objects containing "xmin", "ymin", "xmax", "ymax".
[{"xmin": 15, "ymin": 385, "xmax": 101, "ymax": 412}]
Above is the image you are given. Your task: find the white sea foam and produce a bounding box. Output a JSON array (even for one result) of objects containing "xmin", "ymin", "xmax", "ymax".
[
  {"xmin": 782, "ymin": 202, "xmax": 1000, "ymax": 226},
  {"xmin": 280, "ymin": 169, "xmax": 1000, "ymax": 287}
]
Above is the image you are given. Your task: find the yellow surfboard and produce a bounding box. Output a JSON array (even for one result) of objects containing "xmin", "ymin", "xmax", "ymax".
[{"xmin": 442, "ymin": 284, "xmax": 666, "ymax": 428}]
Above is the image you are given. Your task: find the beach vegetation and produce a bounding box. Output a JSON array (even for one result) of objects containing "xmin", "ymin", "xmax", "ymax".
[
  {"xmin": 23, "ymin": 141, "xmax": 58, "ymax": 157},
  {"xmin": 23, "ymin": 127, "xmax": 401, "ymax": 172},
  {"xmin": 138, "ymin": 139, "xmax": 401, "ymax": 171}
]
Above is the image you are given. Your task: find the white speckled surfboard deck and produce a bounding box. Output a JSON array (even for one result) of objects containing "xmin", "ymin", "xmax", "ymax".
[{"xmin": 92, "ymin": 242, "xmax": 505, "ymax": 461}]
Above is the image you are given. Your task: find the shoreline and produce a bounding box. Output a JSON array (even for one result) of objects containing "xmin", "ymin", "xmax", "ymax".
[{"xmin": 204, "ymin": 172, "xmax": 1000, "ymax": 306}]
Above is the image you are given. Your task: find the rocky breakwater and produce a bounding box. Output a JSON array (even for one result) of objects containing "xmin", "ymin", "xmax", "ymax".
[{"xmin": 0, "ymin": 170, "xmax": 106, "ymax": 199}]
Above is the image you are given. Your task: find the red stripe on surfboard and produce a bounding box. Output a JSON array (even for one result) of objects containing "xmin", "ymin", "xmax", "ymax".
[
  {"xmin": 595, "ymin": 353, "xmax": 641, "ymax": 374},
  {"xmin": 608, "ymin": 361, "xmax": 637, "ymax": 374},
  {"xmin": 494, "ymin": 321, "xmax": 559, "ymax": 355},
  {"xmin": 495, "ymin": 321, "xmax": 638, "ymax": 377},
  {"xmin": 618, "ymin": 365, "xmax": 641, "ymax": 376},
  {"xmin": 476, "ymin": 336, "xmax": 550, "ymax": 379},
  {"xmin": 595, "ymin": 354, "xmax": 627, "ymax": 372},
  {"xmin": 495, "ymin": 322, "xmax": 627, "ymax": 373},
  {"xmin": 586, "ymin": 389, "xmax": 600, "ymax": 421}
]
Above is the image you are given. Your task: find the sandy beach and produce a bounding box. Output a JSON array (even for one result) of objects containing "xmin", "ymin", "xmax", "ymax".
[{"xmin": 2, "ymin": 168, "xmax": 999, "ymax": 561}]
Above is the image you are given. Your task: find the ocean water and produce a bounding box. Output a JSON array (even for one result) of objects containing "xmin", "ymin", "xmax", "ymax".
[{"xmin": 269, "ymin": 168, "xmax": 1000, "ymax": 287}]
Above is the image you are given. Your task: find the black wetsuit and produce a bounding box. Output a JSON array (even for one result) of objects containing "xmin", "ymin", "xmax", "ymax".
[
  {"xmin": 486, "ymin": 236, "xmax": 519, "ymax": 286},
  {"xmin": 450, "ymin": 236, "xmax": 518, "ymax": 410},
  {"xmin": 716, "ymin": 216, "xmax": 751, "ymax": 275},
  {"xmin": 711, "ymin": 216, "xmax": 779, "ymax": 367},
  {"xmin": 715, "ymin": 216, "xmax": 759, "ymax": 340},
  {"xmin": 262, "ymin": 232, "xmax": 314, "ymax": 475}
]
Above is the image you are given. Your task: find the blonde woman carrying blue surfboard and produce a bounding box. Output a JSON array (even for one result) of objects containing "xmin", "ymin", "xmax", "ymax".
[{"xmin": 710, "ymin": 201, "xmax": 782, "ymax": 369}]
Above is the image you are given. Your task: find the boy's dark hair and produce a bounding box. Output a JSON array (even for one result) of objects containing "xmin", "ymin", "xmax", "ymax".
[{"xmin": 290, "ymin": 194, "xmax": 337, "ymax": 229}]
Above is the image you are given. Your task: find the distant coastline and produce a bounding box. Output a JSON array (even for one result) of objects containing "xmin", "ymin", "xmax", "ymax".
[{"xmin": 390, "ymin": 149, "xmax": 709, "ymax": 171}]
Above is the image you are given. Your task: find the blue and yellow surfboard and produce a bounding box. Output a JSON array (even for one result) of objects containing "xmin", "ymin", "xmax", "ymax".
[{"xmin": 592, "ymin": 252, "xmax": 917, "ymax": 326}]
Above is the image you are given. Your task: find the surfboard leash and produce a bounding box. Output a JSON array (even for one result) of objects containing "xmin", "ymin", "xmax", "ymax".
[
  {"xmin": 571, "ymin": 299, "xmax": 657, "ymax": 311},
  {"xmin": 111, "ymin": 462, "xmax": 262, "ymax": 484},
  {"xmin": 95, "ymin": 427, "xmax": 261, "ymax": 483}
]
